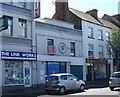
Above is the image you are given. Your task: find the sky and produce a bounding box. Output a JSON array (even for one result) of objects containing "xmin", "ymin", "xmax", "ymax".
[{"xmin": 40, "ymin": 0, "xmax": 120, "ymax": 18}]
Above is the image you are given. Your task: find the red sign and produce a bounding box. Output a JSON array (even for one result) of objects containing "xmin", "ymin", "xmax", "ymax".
[
  {"xmin": 47, "ymin": 46, "xmax": 55, "ymax": 55},
  {"xmin": 34, "ymin": 0, "xmax": 40, "ymax": 18}
]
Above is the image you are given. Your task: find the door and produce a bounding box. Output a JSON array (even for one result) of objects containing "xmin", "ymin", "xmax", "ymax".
[{"xmin": 23, "ymin": 65, "xmax": 31, "ymax": 87}]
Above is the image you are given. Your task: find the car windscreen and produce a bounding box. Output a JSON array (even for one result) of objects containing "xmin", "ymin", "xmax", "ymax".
[
  {"xmin": 48, "ymin": 76, "xmax": 58, "ymax": 81},
  {"xmin": 112, "ymin": 73, "xmax": 120, "ymax": 77}
]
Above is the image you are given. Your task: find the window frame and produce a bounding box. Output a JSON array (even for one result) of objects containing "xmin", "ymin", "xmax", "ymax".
[
  {"xmin": 98, "ymin": 29, "xmax": 103, "ymax": 40},
  {"xmin": 88, "ymin": 44, "xmax": 94, "ymax": 58},
  {"xmin": 18, "ymin": 19, "xmax": 27, "ymax": 38},
  {"xmin": 88, "ymin": 27, "xmax": 94, "ymax": 38},
  {"xmin": 70, "ymin": 42, "xmax": 76, "ymax": 57},
  {"xmin": 98, "ymin": 45, "xmax": 104, "ymax": 58}
]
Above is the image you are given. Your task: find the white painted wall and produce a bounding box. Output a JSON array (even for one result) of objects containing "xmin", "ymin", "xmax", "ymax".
[
  {"xmin": 82, "ymin": 20, "xmax": 111, "ymax": 59},
  {"xmin": 36, "ymin": 28, "xmax": 83, "ymax": 57}
]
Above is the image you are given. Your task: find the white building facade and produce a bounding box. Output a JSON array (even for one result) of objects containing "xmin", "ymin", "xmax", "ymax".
[
  {"xmin": 0, "ymin": 1, "xmax": 40, "ymax": 95},
  {"xmin": 34, "ymin": 18, "xmax": 86, "ymax": 86},
  {"xmin": 82, "ymin": 20, "xmax": 113, "ymax": 81}
]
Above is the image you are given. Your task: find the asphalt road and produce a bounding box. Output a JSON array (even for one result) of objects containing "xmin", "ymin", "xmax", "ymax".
[{"xmin": 38, "ymin": 87, "xmax": 120, "ymax": 97}]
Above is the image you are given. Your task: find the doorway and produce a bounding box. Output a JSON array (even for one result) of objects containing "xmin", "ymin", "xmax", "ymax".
[{"xmin": 23, "ymin": 65, "xmax": 31, "ymax": 87}]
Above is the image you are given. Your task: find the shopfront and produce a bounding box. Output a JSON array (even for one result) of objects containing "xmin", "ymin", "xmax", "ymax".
[
  {"xmin": 45, "ymin": 62, "xmax": 67, "ymax": 75},
  {"xmin": 1, "ymin": 51, "xmax": 37, "ymax": 87}
]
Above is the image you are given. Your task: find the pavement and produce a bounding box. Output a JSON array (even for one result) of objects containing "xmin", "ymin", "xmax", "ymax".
[{"xmin": 2, "ymin": 79, "xmax": 109, "ymax": 97}]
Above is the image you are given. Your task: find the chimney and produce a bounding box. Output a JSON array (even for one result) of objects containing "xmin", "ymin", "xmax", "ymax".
[
  {"xmin": 55, "ymin": 0, "xmax": 69, "ymax": 21},
  {"xmin": 86, "ymin": 9, "xmax": 98, "ymax": 20}
]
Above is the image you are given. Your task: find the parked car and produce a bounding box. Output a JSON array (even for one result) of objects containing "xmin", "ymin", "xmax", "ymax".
[
  {"xmin": 45, "ymin": 73, "xmax": 85, "ymax": 94},
  {"xmin": 109, "ymin": 71, "xmax": 120, "ymax": 90}
]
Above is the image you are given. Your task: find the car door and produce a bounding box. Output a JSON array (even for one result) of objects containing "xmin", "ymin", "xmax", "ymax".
[
  {"xmin": 68, "ymin": 75, "xmax": 80, "ymax": 90},
  {"xmin": 60, "ymin": 75, "xmax": 70, "ymax": 90}
]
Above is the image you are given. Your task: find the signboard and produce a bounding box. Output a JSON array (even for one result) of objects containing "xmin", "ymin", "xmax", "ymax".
[
  {"xmin": 47, "ymin": 46, "xmax": 55, "ymax": 55},
  {"xmin": 34, "ymin": 0, "xmax": 40, "ymax": 18},
  {"xmin": 1, "ymin": 51, "xmax": 37, "ymax": 61}
]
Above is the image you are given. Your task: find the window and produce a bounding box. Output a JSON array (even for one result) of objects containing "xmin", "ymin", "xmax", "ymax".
[
  {"xmin": 18, "ymin": 19, "xmax": 27, "ymax": 38},
  {"xmin": 47, "ymin": 39, "xmax": 54, "ymax": 46},
  {"xmin": 88, "ymin": 44, "xmax": 94, "ymax": 58},
  {"xmin": 3, "ymin": 16, "xmax": 13, "ymax": 36},
  {"xmin": 88, "ymin": 27, "xmax": 94, "ymax": 38},
  {"xmin": 70, "ymin": 42, "xmax": 75, "ymax": 56},
  {"xmin": 5, "ymin": 0, "xmax": 13, "ymax": 4},
  {"xmin": 99, "ymin": 45, "xmax": 104, "ymax": 58},
  {"xmin": 98, "ymin": 29, "xmax": 103, "ymax": 40},
  {"xmin": 106, "ymin": 31, "xmax": 110, "ymax": 41},
  {"xmin": 47, "ymin": 39, "xmax": 55, "ymax": 54},
  {"xmin": 18, "ymin": 0, "xmax": 26, "ymax": 8},
  {"xmin": 61, "ymin": 75, "xmax": 67, "ymax": 80},
  {"xmin": 4, "ymin": 61, "xmax": 23, "ymax": 85}
]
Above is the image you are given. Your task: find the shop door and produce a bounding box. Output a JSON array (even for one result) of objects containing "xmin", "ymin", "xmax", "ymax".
[{"xmin": 23, "ymin": 65, "xmax": 31, "ymax": 87}]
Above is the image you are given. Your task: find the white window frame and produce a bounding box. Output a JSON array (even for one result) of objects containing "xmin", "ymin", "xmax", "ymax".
[
  {"xmin": 88, "ymin": 44, "xmax": 94, "ymax": 58},
  {"xmin": 88, "ymin": 27, "xmax": 94, "ymax": 38},
  {"xmin": 99, "ymin": 45, "xmax": 104, "ymax": 58},
  {"xmin": 98, "ymin": 29, "xmax": 103, "ymax": 40},
  {"xmin": 18, "ymin": 19, "xmax": 27, "ymax": 38}
]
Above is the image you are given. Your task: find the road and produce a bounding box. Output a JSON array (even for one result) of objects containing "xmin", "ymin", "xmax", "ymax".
[{"xmin": 38, "ymin": 87, "xmax": 120, "ymax": 97}]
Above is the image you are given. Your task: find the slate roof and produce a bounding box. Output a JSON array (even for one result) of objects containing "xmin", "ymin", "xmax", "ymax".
[
  {"xmin": 69, "ymin": 8, "xmax": 102, "ymax": 25},
  {"xmin": 98, "ymin": 18, "xmax": 119, "ymax": 29}
]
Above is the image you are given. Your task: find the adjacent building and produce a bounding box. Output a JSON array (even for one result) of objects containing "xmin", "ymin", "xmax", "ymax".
[{"xmin": 53, "ymin": 0, "xmax": 119, "ymax": 81}]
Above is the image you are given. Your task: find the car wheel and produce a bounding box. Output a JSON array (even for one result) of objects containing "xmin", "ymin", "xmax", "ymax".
[
  {"xmin": 110, "ymin": 87, "xmax": 114, "ymax": 91},
  {"xmin": 79, "ymin": 84, "xmax": 85, "ymax": 92},
  {"xmin": 59, "ymin": 87, "xmax": 65, "ymax": 95}
]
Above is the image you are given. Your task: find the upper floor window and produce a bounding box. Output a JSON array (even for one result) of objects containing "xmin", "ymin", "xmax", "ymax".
[
  {"xmin": 70, "ymin": 42, "xmax": 75, "ymax": 56},
  {"xmin": 18, "ymin": 0, "xmax": 26, "ymax": 8},
  {"xmin": 47, "ymin": 39, "xmax": 54, "ymax": 46},
  {"xmin": 47, "ymin": 39, "xmax": 54, "ymax": 55},
  {"xmin": 106, "ymin": 31, "xmax": 110, "ymax": 41},
  {"xmin": 88, "ymin": 44, "xmax": 94, "ymax": 58},
  {"xmin": 5, "ymin": 0, "xmax": 13, "ymax": 4},
  {"xmin": 3, "ymin": 16, "xmax": 13, "ymax": 36},
  {"xmin": 88, "ymin": 27, "xmax": 94, "ymax": 38},
  {"xmin": 18, "ymin": 19, "xmax": 27, "ymax": 38},
  {"xmin": 99, "ymin": 45, "xmax": 104, "ymax": 58},
  {"xmin": 98, "ymin": 29, "xmax": 103, "ymax": 40}
]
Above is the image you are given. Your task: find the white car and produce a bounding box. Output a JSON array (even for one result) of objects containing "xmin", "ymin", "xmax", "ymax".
[
  {"xmin": 46, "ymin": 73, "xmax": 85, "ymax": 94},
  {"xmin": 109, "ymin": 71, "xmax": 120, "ymax": 90}
]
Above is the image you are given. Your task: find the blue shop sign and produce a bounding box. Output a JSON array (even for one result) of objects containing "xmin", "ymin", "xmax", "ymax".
[{"xmin": 1, "ymin": 51, "xmax": 37, "ymax": 61}]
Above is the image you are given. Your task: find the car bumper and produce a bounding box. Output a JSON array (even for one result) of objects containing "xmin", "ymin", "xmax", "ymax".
[
  {"xmin": 109, "ymin": 83, "xmax": 120, "ymax": 87},
  {"xmin": 46, "ymin": 85, "xmax": 60, "ymax": 91}
]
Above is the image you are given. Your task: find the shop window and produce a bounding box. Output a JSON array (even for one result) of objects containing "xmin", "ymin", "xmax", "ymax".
[
  {"xmin": 45, "ymin": 62, "xmax": 66, "ymax": 75},
  {"xmin": 4, "ymin": 61, "xmax": 23, "ymax": 85}
]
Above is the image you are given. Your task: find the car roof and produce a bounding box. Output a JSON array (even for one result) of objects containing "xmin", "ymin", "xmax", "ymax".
[{"xmin": 49, "ymin": 73, "xmax": 72, "ymax": 76}]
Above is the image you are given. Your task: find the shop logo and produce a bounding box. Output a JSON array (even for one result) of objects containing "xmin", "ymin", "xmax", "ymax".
[{"xmin": 58, "ymin": 43, "xmax": 66, "ymax": 54}]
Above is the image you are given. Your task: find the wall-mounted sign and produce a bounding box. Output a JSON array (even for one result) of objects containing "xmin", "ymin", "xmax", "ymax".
[
  {"xmin": 1, "ymin": 51, "xmax": 37, "ymax": 61},
  {"xmin": 58, "ymin": 43, "xmax": 66, "ymax": 54},
  {"xmin": 34, "ymin": 0, "xmax": 40, "ymax": 18}
]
